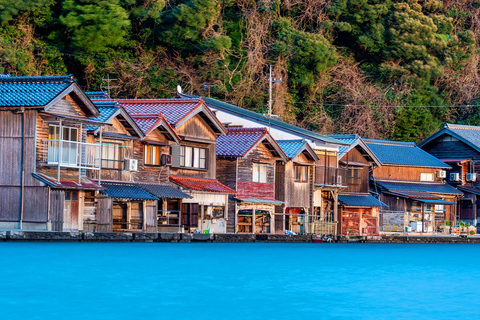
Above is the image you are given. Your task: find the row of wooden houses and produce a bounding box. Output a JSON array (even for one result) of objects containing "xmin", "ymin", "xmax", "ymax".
[{"xmin": 0, "ymin": 74, "xmax": 478, "ymax": 236}]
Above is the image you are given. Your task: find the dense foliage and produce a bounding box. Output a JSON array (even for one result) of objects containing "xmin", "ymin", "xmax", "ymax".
[{"xmin": 1, "ymin": 0, "xmax": 480, "ymax": 141}]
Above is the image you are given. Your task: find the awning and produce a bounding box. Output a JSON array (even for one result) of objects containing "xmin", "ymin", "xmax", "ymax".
[
  {"xmin": 457, "ymin": 186, "xmax": 480, "ymax": 196},
  {"xmin": 412, "ymin": 198, "xmax": 454, "ymax": 205},
  {"xmin": 100, "ymin": 182, "xmax": 159, "ymax": 200},
  {"xmin": 138, "ymin": 183, "xmax": 192, "ymax": 199},
  {"xmin": 235, "ymin": 197, "xmax": 283, "ymax": 204},
  {"xmin": 32, "ymin": 173, "xmax": 103, "ymax": 190},
  {"xmin": 374, "ymin": 180, "xmax": 463, "ymax": 195},
  {"xmin": 170, "ymin": 176, "xmax": 236, "ymax": 194},
  {"xmin": 338, "ymin": 194, "xmax": 387, "ymax": 207}
]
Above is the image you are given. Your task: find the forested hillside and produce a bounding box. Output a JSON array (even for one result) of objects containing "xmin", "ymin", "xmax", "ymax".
[{"xmin": 1, "ymin": 0, "xmax": 479, "ymax": 141}]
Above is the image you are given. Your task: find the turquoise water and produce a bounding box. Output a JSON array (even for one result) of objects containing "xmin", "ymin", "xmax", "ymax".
[{"xmin": 1, "ymin": 243, "xmax": 480, "ymax": 319}]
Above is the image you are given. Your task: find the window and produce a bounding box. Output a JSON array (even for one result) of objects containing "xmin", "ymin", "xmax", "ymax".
[
  {"xmin": 180, "ymin": 146, "xmax": 207, "ymax": 169},
  {"xmin": 102, "ymin": 143, "xmax": 122, "ymax": 169},
  {"xmin": 434, "ymin": 205, "xmax": 445, "ymax": 213},
  {"xmin": 48, "ymin": 125, "xmax": 79, "ymax": 165},
  {"xmin": 347, "ymin": 167, "xmax": 362, "ymax": 185},
  {"xmin": 420, "ymin": 173, "xmax": 434, "ymax": 181},
  {"xmin": 294, "ymin": 165, "xmax": 308, "ymax": 182},
  {"xmin": 253, "ymin": 163, "xmax": 268, "ymax": 183},
  {"xmin": 145, "ymin": 145, "xmax": 161, "ymax": 165}
]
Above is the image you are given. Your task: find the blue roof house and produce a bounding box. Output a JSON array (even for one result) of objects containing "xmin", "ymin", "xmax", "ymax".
[{"xmin": 364, "ymin": 138, "xmax": 461, "ymax": 233}]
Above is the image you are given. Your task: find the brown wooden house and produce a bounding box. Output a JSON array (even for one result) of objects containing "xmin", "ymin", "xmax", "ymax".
[
  {"xmin": 119, "ymin": 98, "xmax": 235, "ymax": 233},
  {"xmin": 365, "ymin": 139, "xmax": 463, "ymax": 233},
  {"xmin": 327, "ymin": 135, "xmax": 386, "ymax": 236},
  {"xmin": 83, "ymin": 97, "xmax": 191, "ymax": 233},
  {"xmin": 419, "ymin": 123, "xmax": 480, "ymax": 226},
  {"xmin": 0, "ymin": 75, "xmax": 107, "ymax": 231},
  {"xmin": 216, "ymin": 128, "xmax": 288, "ymax": 234},
  {"xmin": 275, "ymin": 140, "xmax": 318, "ymax": 234}
]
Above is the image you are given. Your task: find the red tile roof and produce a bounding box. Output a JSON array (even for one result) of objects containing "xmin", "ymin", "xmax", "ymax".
[{"xmin": 170, "ymin": 175, "xmax": 236, "ymax": 194}]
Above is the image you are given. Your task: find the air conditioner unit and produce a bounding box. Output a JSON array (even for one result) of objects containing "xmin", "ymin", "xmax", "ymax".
[
  {"xmin": 124, "ymin": 159, "xmax": 138, "ymax": 172},
  {"xmin": 161, "ymin": 154, "xmax": 172, "ymax": 166},
  {"xmin": 466, "ymin": 173, "xmax": 477, "ymax": 182},
  {"xmin": 436, "ymin": 170, "xmax": 446, "ymax": 179},
  {"xmin": 450, "ymin": 173, "xmax": 460, "ymax": 182}
]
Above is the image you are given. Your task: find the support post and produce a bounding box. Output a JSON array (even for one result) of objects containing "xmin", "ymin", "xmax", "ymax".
[
  {"xmin": 252, "ymin": 209, "xmax": 256, "ymax": 234},
  {"xmin": 78, "ymin": 123, "xmax": 82, "ymax": 184},
  {"xmin": 98, "ymin": 127, "xmax": 102, "ymax": 185},
  {"xmin": 57, "ymin": 120, "xmax": 63, "ymax": 184}
]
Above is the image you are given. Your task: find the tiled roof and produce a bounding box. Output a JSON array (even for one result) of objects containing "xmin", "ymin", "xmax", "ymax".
[
  {"xmin": 32, "ymin": 172, "xmax": 102, "ymax": 190},
  {"xmin": 420, "ymin": 123, "xmax": 480, "ymax": 153},
  {"xmin": 327, "ymin": 134, "xmax": 360, "ymax": 157},
  {"xmin": 130, "ymin": 115, "xmax": 163, "ymax": 135},
  {"xmin": 216, "ymin": 128, "xmax": 268, "ymax": 157},
  {"xmin": 138, "ymin": 183, "xmax": 192, "ymax": 199},
  {"xmin": 374, "ymin": 180, "xmax": 463, "ymax": 195},
  {"xmin": 179, "ymin": 93, "xmax": 346, "ymax": 145},
  {"xmin": 100, "ymin": 182, "xmax": 159, "ymax": 200},
  {"xmin": 338, "ymin": 194, "xmax": 387, "ymax": 207},
  {"xmin": 457, "ymin": 186, "xmax": 480, "ymax": 196},
  {"xmin": 277, "ymin": 140, "xmax": 308, "ymax": 159},
  {"xmin": 86, "ymin": 101, "xmax": 120, "ymax": 130},
  {"xmin": 115, "ymin": 98, "xmax": 203, "ymax": 125},
  {"xmin": 0, "ymin": 75, "xmax": 74, "ymax": 107},
  {"xmin": 85, "ymin": 91, "xmax": 110, "ymax": 99},
  {"xmin": 364, "ymin": 138, "xmax": 450, "ymax": 168},
  {"xmin": 170, "ymin": 175, "xmax": 236, "ymax": 194}
]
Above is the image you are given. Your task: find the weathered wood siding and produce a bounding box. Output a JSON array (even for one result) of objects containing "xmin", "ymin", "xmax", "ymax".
[
  {"xmin": 49, "ymin": 189, "xmax": 65, "ymax": 231},
  {"xmin": 144, "ymin": 200, "xmax": 158, "ymax": 233},
  {"xmin": 216, "ymin": 159, "xmax": 237, "ymax": 191},
  {"xmin": 236, "ymin": 143, "xmax": 276, "ymax": 199},
  {"xmin": 379, "ymin": 194, "xmax": 405, "ymax": 212},
  {"xmin": 131, "ymin": 129, "xmax": 171, "ymax": 183},
  {"xmin": 96, "ymin": 194, "xmax": 113, "ymax": 232},
  {"xmin": 341, "ymin": 148, "xmax": 371, "ymax": 194},
  {"xmin": 46, "ymin": 95, "xmax": 88, "ymax": 118},
  {"xmin": 171, "ymin": 114, "xmax": 218, "ymax": 179}
]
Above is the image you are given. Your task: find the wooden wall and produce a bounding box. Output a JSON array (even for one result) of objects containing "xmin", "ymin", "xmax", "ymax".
[
  {"xmin": 373, "ymin": 166, "xmax": 444, "ymax": 182},
  {"xmin": 341, "ymin": 147, "xmax": 371, "ymax": 193},
  {"xmin": 171, "ymin": 114, "xmax": 217, "ymax": 179},
  {"xmin": 46, "ymin": 95, "xmax": 87, "ymax": 118},
  {"xmin": 422, "ymin": 137, "xmax": 480, "ymax": 160},
  {"xmin": 131, "ymin": 129, "xmax": 171, "ymax": 183}
]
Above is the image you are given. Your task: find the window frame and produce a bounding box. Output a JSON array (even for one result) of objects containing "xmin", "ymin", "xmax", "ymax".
[
  {"xmin": 179, "ymin": 146, "xmax": 207, "ymax": 170},
  {"xmin": 145, "ymin": 144, "xmax": 161, "ymax": 166},
  {"xmin": 294, "ymin": 165, "xmax": 308, "ymax": 183},
  {"xmin": 101, "ymin": 142, "xmax": 123, "ymax": 169},
  {"xmin": 420, "ymin": 172, "xmax": 434, "ymax": 182},
  {"xmin": 253, "ymin": 163, "xmax": 268, "ymax": 183}
]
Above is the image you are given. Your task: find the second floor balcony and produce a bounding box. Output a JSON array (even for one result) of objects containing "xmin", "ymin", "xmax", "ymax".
[
  {"xmin": 43, "ymin": 140, "xmax": 102, "ymax": 170},
  {"xmin": 315, "ymin": 166, "xmax": 347, "ymax": 187}
]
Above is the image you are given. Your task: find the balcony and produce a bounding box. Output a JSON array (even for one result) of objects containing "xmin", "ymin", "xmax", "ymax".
[
  {"xmin": 43, "ymin": 140, "xmax": 101, "ymax": 170},
  {"xmin": 315, "ymin": 166, "xmax": 347, "ymax": 187}
]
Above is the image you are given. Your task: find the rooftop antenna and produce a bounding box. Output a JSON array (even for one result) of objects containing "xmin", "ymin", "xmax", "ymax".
[
  {"xmin": 265, "ymin": 65, "xmax": 282, "ymax": 129},
  {"xmin": 100, "ymin": 74, "xmax": 118, "ymax": 97},
  {"xmin": 202, "ymin": 82, "xmax": 217, "ymax": 97}
]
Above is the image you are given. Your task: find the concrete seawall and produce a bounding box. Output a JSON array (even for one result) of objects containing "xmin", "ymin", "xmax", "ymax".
[{"xmin": 1, "ymin": 231, "xmax": 480, "ymax": 243}]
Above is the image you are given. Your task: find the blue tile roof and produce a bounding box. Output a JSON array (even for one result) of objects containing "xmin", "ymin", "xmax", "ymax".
[
  {"xmin": 327, "ymin": 134, "xmax": 360, "ymax": 157},
  {"xmin": 374, "ymin": 180, "xmax": 463, "ymax": 195},
  {"xmin": 216, "ymin": 128, "xmax": 267, "ymax": 157},
  {"xmin": 138, "ymin": 183, "xmax": 192, "ymax": 199},
  {"xmin": 85, "ymin": 91, "xmax": 110, "ymax": 99},
  {"xmin": 179, "ymin": 93, "xmax": 346, "ymax": 145},
  {"xmin": 364, "ymin": 138, "xmax": 450, "ymax": 168},
  {"xmin": 277, "ymin": 140, "xmax": 308, "ymax": 159},
  {"xmin": 338, "ymin": 194, "xmax": 387, "ymax": 207},
  {"xmin": 86, "ymin": 101, "xmax": 120, "ymax": 130},
  {"xmin": 0, "ymin": 75, "xmax": 74, "ymax": 107},
  {"xmin": 419, "ymin": 123, "xmax": 480, "ymax": 153},
  {"xmin": 100, "ymin": 182, "xmax": 159, "ymax": 200}
]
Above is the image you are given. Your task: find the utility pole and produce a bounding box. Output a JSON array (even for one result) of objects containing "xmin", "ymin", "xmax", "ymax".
[
  {"xmin": 267, "ymin": 65, "xmax": 282, "ymax": 118},
  {"xmin": 101, "ymin": 74, "xmax": 118, "ymax": 97}
]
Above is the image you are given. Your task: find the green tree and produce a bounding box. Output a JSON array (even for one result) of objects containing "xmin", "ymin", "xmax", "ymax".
[{"xmin": 60, "ymin": 0, "xmax": 131, "ymax": 54}]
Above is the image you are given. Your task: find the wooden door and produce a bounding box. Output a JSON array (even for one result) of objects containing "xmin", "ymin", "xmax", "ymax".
[
  {"xmin": 181, "ymin": 203, "xmax": 200, "ymax": 229},
  {"xmin": 63, "ymin": 191, "xmax": 79, "ymax": 231}
]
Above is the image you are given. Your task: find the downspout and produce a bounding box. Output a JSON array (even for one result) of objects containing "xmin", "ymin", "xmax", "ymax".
[{"xmin": 19, "ymin": 109, "xmax": 25, "ymax": 229}]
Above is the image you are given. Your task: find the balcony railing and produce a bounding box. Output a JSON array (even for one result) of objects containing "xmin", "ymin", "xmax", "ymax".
[
  {"xmin": 315, "ymin": 166, "xmax": 347, "ymax": 186},
  {"xmin": 43, "ymin": 140, "xmax": 101, "ymax": 170}
]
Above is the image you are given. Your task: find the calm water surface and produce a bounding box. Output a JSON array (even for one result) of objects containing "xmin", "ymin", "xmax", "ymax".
[{"xmin": 1, "ymin": 242, "xmax": 479, "ymax": 319}]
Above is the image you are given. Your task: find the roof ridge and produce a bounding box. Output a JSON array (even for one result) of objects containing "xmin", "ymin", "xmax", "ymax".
[
  {"xmin": 0, "ymin": 74, "xmax": 75, "ymax": 83},
  {"xmin": 446, "ymin": 123, "xmax": 480, "ymax": 130},
  {"xmin": 364, "ymin": 138, "xmax": 415, "ymax": 146},
  {"xmin": 226, "ymin": 127, "xmax": 267, "ymax": 134},
  {"xmin": 277, "ymin": 139, "xmax": 305, "ymax": 143},
  {"xmin": 115, "ymin": 98, "xmax": 202, "ymax": 104}
]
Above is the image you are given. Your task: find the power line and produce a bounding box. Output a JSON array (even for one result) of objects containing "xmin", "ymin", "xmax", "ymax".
[{"xmin": 279, "ymin": 100, "xmax": 480, "ymax": 108}]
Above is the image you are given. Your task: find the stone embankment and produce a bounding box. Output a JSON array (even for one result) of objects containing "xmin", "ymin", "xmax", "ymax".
[{"xmin": 1, "ymin": 231, "xmax": 480, "ymax": 243}]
